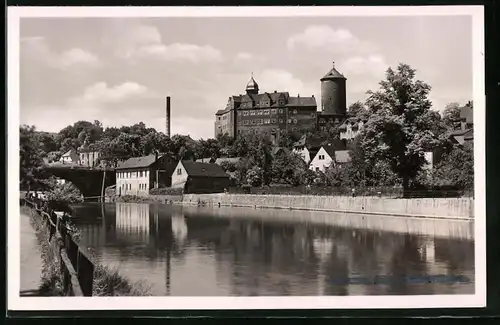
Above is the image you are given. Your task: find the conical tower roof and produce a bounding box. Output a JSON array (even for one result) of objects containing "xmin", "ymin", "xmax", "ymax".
[
  {"xmin": 245, "ymin": 73, "xmax": 259, "ymax": 93},
  {"xmin": 320, "ymin": 62, "xmax": 346, "ymax": 81}
]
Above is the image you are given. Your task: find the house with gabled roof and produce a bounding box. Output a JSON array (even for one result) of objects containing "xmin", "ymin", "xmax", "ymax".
[
  {"xmin": 309, "ymin": 142, "xmax": 351, "ymax": 173},
  {"xmin": 115, "ymin": 153, "xmax": 177, "ymax": 196},
  {"xmin": 171, "ymin": 160, "xmax": 231, "ymax": 194}
]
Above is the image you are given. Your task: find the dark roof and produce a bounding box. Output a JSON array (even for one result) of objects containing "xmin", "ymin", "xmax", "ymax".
[
  {"xmin": 271, "ymin": 147, "xmax": 290, "ymax": 156},
  {"xmin": 196, "ymin": 158, "xmax": 215, "ymax": 163},
  {"xmin": 116, "ymin": 154, "xmax": 158, "ymax": 170},
  {"xmin": 320, "ymin": 64, "xmax": 346, "ymax": 81},
  {"xmin": 287, "ymin": 96, "xmax": 317, "ymax": 107},
  {"xmin": 181, "ymin": 161, "xmax": 229, "ymax": 178},
  {"xmin": 293, "ymin": 134, "xmax": 323, "ymax": 149},
  {"xmin": 215, "ymin": 157, "xmax": 241, "ymax": 165},
  {"xmin": 215, "ymin": 110, "xmax": 226, "ymax": 115},
  {"xmin": 334, "ymin": 150, "xmax": 351, "ymax": 163},
  {"xmin": 449, "ymin": 128, "xmax": 473, "ymax": 137}
]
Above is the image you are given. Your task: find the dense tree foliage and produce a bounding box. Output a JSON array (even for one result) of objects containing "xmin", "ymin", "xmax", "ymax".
[
  {"xmin": 20, "ymin": 63, "xmax": 473, "ymax": 195},
  {"xmin": 359, "ymin": 63, "xmax": 448, "ymax": 191}
]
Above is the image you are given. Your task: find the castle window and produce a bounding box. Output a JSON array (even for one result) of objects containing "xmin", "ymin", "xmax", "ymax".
[
  {"xmin": 258, "ymin": 110, "xmax": 263, "ymax": 115},
  {"xmin": 264, "ymin": 109, "xmax": 270, "ymax": 115},
  {"xmin": 293, "ymin": 119, "xmax": 298, "ymax": 124},
  {"xmin": 250, "ymin": 111, "xmax": 256, "ymax": 116},
  {"xmin": 252, "ymin": 120, "xmax": 256, "ymax": 124},
  {"xmin": 311, "ymin": 113, "xmax": 316, "ymax": 118},
  {"xmin": 218, "ymin": 117, "xmax": 221, "ymax": 120},
  {"xmin": 244, "ymin": 120, "xmax": 249, "ymax": 125},
  {"xmin": 271, "ymin": 109, "xmax": 277, "ymax": 114},
  {"xmin": 293, "ymin": 109, "xmax": 297, "ymax": 114},
  {"xmin": 244, "ymin": 111, "xmax": 249, "ymax": 116},
  {"xmin": 279, "ymin": 109, "xmax": 283, "ymax": 114},
  {"xmin": 288, "ymin": 119, "xmax": 292, "ymax": 123},
  {"xmin": 279, "ymin": 119, "xmax": 283, "ymax": 123},
  {"xmin": 280, "ymin": 101, "xmax": 284, "ymax": 105},
  {"xmin": 271, "ymin": 119, "xmax": 276, "ymax": 124}
]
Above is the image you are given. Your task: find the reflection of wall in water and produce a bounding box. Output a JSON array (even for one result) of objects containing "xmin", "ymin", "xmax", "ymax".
[
  {"xmin": 171, "ymin": 212, "xmax": 188, "ymax": 247},
  {"xmin": 115, "ymin": 203, "xmax": 151, "ymax": 244}
]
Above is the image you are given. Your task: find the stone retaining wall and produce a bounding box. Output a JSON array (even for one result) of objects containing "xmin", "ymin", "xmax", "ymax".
[{"xmin": 182, "ymin": 194, "xmax": 474, "ymax": 219}]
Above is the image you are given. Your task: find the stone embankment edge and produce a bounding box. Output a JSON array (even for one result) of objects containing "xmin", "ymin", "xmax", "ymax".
[{"xmin": 178, "ymin": 201, "xmax": 474, "ymax": 221}]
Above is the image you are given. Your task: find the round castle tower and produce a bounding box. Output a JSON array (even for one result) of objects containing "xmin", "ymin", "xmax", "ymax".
[{"xmin": 320, "ymin": 62, "xmax": 347, "ymax": 116}]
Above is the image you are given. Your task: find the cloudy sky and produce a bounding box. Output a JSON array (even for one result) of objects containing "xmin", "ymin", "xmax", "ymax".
[{"xmin": 19, "ymin": 15, "xmax": 472, "ymax": 139}]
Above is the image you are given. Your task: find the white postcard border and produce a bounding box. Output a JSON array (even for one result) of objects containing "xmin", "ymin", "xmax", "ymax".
[{"xmin": 7, "ymin": 5, "xmax": 486, "ymax": 311}]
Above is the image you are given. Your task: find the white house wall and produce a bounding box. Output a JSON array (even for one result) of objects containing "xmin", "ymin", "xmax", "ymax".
[
  {"xmin": 171, "ymin": 161, "xmax": 189, "ymax": 188},
  {"xmin": 116, "ymin": 169, "xmax": 150, "ymax": 196},
  {"xmin": 309, "ymin": 147, "xmax": 333, "ymax": 173}
]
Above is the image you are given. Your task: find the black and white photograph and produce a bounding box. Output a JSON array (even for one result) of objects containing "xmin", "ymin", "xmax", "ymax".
[{"xmin": 8, "ymin": 6, "xmax": 485, "ymax": 311}]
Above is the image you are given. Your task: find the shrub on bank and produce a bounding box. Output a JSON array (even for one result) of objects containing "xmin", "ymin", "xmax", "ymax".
[{"xmin": 149, "ymin": 187, "xmax": 183, "ymax": 196}]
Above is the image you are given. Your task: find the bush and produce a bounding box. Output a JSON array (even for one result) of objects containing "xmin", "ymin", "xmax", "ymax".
[{"xmin": 149, "ymin": 187, "xmax": 183, "ymax": 196}]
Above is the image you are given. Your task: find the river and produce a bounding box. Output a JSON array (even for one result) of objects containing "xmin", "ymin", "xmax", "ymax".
[{"xmin": 70, "ymin": 202, "xmax": 475, "ymax": 296}]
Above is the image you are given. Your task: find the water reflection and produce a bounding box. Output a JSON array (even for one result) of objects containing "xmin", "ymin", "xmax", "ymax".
[{"xmin": 70, "ymin": 203, "xmax": 475, "ymax": 296}]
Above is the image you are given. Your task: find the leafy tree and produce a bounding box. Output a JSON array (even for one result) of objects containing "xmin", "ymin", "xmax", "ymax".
[
  {"xmin": 360, "ymin": 63, "xmax": 440, "ymax": 192},
  {"xmin": 271, "ymin": 151, "xmax": 306, "ymax": 186},
  {"xmin": 424, "ymin": 142, "xmax": 474, "ymax": 190},
  {"xmin": 139, "ymin": 132, "xmax": 175, "ymax": 157},
  {"xmin": 246, "ymin": 166, "xmax": 263, "ymax": 187},
  {"xmin": 442, "ymin": 102, "xmax": 461, "ymax": 130},
  {"xmin": 347, "ymin": 101, "xmax": 367, "ymax": 117},
  {"xmin": 20, "ymin": 125, "xmax": 47, "ymax": 190}
]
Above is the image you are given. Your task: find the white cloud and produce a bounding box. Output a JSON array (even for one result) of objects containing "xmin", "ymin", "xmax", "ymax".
[
  {"xmin": 70, "ymin": 82, "xmax": 153, "ymax": 105},
  {"xmin": 113, "ymin": 24, "xmax": 223, "ymax": 63},
  {"xmin": 60, "ymin": 48, "xmax": 100, "ymax": 68},
  {"xmin": 21, "ymin": 36, "xmax": 100, "ymax": 69},
  {"xmin": 287, "ymin": 25, "xmax": 376, "ymax": 55},
  {"xmin": 258, "ymin": 69, "xmax": 318, "ymax": 98},
  {"xmin": 235, "ymin": 52, "xmax": 253, "ymax": 61},
  {"xmin": 342, "ymin": 55, "xmax": 388, "ymax": 77}
]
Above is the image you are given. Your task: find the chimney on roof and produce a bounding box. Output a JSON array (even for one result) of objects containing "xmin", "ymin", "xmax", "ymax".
[
  {"xmin": 166, "ymin": 96, "xmax": 171, "ymax": 137},
  {"xmin": 154, "ymin": 150, "xmax": 158, "ymax": 162},
  {"xmin": 298, "ymin": 94, "xmax": 300, "ymax": 97},
  {"xmin": 312, "ymin": 94, "xmax": 314, "ymax": 97},
  {"xmin": 274, "ymin": 90, "xmax": 277, "ymax": 93}
]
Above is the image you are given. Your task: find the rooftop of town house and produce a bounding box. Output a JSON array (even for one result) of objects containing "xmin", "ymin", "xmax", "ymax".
[
  {"xmin": 61, "ymin": 149, "xmax": 76, "ymax": 157},
  {"xmin": 196, "ymin": 158, "xmax": 215, "ymax": 163},
  {"xmin": 181, "ymin": 160, "xmax": 230, "ymax": 178},
  {"xmin": 116, "ymin": 154, "xmax": 161, "ymax": 170},
  {"xmin": 270, "ymin": 147, "xmax": 291, "ymax": 157},
  {"xmin": 449, "ymin": 128, "xmax": 474, "ymax": 137},
  {"xmin": 321, "ymin": 139, "xmax": 347, "ymax": 155},
  {"xmin": 215, "ymin": 109, "xmax": 227, "ymax": 115},
  {"xmin": 214, "ymin": 157, "xmax": 241, "ymax": 165},
  {"xmin": 293, "ymin": 134, "xmax": 323, "ymax": 149}
]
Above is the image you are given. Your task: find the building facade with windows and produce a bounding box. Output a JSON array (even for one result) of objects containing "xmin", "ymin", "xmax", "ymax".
[
  {"xmin": 115, "ymin": 154, "xmax": 176, "ymax": 196},
  {"xmin": 171, "ymin": 160, "xmax": 231, "ymax": 194}
]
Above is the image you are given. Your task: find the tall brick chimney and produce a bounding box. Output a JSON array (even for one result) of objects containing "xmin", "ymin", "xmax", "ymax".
[{"xmin": 166, "ymin": 96, "xmax": 171, "ymax": 137}]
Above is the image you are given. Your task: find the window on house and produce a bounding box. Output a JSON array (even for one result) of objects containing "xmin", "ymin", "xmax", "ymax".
[
  {"xmin": 319, "ymin": 155, "xmax": 325, "ymax": 160},
  {"xmin": 315, "ymin": 167, "xmax": 320, "ymax": 172},
  {"xmin": 177, "ymin": 168, "xmax": 182, "ymax": 175}
]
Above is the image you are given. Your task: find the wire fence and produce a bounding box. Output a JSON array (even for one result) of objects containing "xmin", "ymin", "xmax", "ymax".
[{"xmin": 227, "ymin": 185, "xmax": 474, "ymax": 198}]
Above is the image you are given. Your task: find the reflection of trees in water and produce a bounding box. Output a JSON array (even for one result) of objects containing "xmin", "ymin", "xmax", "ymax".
[{"xmin": 433, "ymin": 237, "xmax": 474, "ymax": 274}]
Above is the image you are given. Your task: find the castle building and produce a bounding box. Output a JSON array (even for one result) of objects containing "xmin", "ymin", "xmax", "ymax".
[{"xmin": 214, "ymin": 63, "xmax": 349, "ymax": 142}]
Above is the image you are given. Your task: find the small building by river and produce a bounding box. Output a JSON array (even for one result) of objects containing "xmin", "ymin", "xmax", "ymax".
[
  {"xmin": 171, "ymin": 160, "xmax": 231, "ymax": 194},
  {"xmin": 115, "ymin": 153, "xmax": 176, "ymax": 196}
]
